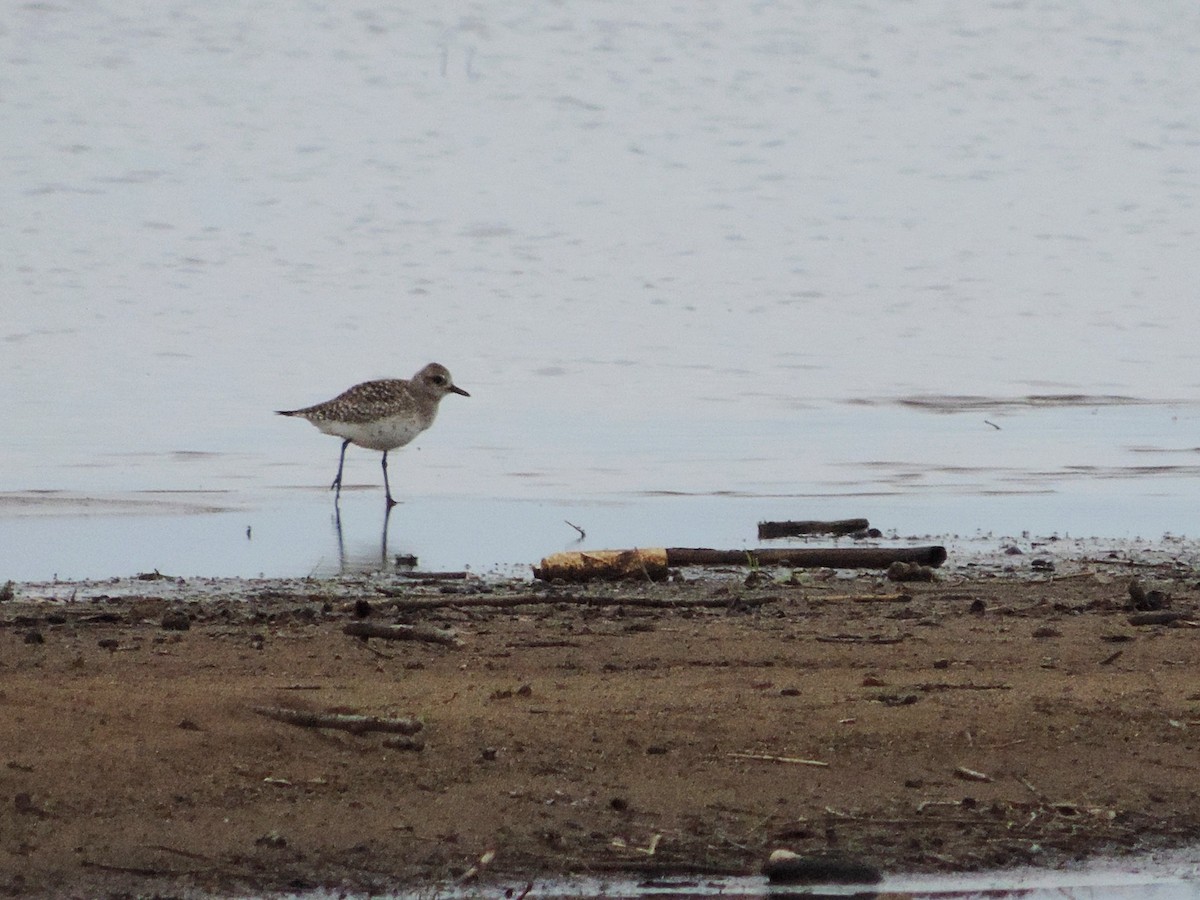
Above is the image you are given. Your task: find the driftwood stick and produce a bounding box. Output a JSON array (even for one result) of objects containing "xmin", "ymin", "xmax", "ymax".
[
  {"xmin": 343, "ymin": 621, "xmax": 462, "ymax": 647},
  {"xmin": 666, "ymin": 546, "xmax": 947, "ymax": 569},
  {"xmin": 252, "ymin": 705, "xmax": 423, "ymax": 735},
  {"xmin": 758, "ymin": 518, "xmax": 870, "ymax": 539},
  {"xmin": 534, "ymin": 546, "xmax": 946, "ymax": 581}
]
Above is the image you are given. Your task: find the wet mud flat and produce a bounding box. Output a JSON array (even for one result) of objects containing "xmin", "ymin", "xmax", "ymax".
[{"xmin": 2, "ymin": 551, "xmax": 1200, "ymax": 898}]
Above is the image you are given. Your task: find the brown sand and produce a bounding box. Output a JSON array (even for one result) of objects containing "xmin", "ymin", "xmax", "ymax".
[{"xmin": 2, "ymin": 559, "xmax": 1200, "ymax": 897}]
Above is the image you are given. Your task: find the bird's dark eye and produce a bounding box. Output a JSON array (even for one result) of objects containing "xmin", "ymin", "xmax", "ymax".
[{"xmin": 431, "ymin": 375, "xmax": 446, "ymax": 385}]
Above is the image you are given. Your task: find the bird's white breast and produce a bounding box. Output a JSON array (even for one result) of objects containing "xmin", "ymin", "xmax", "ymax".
[{"xmin": 315, "ymin": 413, "xmax": 431, "ymax": 451}]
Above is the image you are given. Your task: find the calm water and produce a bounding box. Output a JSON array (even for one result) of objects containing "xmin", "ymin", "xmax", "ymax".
[
  {"xmin": 4, "ymin": 3, "xmax": 1200, "ymax": 579},
  {"xmin": 285, "ymin": 854, "xmax": 1200, "ymax": 899}
]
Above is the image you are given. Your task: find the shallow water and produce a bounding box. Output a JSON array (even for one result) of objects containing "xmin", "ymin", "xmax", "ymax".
[
  {"xmin": 4, "ymin": 3, "xmax": 1200, "ymax": 579},
  {"xmin": 282, "ymin": 852, "xmax": 1200, "ymax": 899}
]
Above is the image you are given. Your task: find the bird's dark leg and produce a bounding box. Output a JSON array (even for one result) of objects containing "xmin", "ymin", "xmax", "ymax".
[
  {"xmin": 381, "ymin": 450, "xmax": 398, "ymax": 508},
  {"xmin": 331, "ymin": 439, "xmax": 351, "ymax": 497}
]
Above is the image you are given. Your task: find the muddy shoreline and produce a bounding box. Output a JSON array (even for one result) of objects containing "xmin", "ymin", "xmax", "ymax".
[{"xmin": 2, "ymin": 546, "xmax": 1200, "ymax": 897}]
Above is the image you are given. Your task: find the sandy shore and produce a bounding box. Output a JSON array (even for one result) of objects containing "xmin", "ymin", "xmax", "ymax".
[{"xmin": 2, "ymin": 546, "xmax": 1199, "ymax": 897}]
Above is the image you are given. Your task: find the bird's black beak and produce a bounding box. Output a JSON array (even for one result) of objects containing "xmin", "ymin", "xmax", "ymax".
[{"xmin": 451, "ymin": 385, "xmax": 470, "ymax": 397}]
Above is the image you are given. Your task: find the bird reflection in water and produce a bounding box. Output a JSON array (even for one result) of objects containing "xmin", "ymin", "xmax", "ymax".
[{"xmin": 333, "ymin": 497, "xmax": 412, "ymax": 574}]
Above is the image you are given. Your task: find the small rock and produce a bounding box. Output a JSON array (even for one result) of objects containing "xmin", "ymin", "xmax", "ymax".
[
  {"xmin": 886, "ymin": 562, "xmax": 936, "ymax": 582},
  {"xmin": 1032, "ymin": 626, "xmax": 1061, "ymax": 639},
  {"xmin": 1128, "ymin": 579, "xmax": 1169, "ymax": 611},
  {"xmin": 353, "ymin": 599, "xmax": 372, "ymax": 618},
  {"xmin": 479, "ymin": 747, "xmax": 498, "ymax": 762},
  {"xmin": 161, "ymin": 610, "xmax": 191, "ymax": 631},
  {"xmin": 609, "ymin": 796, "xmax": 629, "ymax": 812},
  {"xmin": 23, "ymin": 630, "xmax": 44, "ymax": 645},
  {"xmin": 0, "ymin": 581, "xmax": 14, "ymax": 602},
  {"xmin": 254, "ymin": 831, "xmax": 287, "ymax": 848}
]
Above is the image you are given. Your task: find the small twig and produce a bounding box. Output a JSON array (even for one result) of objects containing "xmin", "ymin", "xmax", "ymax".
[
  {"xmin": 1017, "ymin": 775, "xmax": 1046, "ymax": 799},
  {"xmin": 953, "ymin": 766, "xmax": 993, "ymax": 783},
  {"xmin": 635, "ymin": 833, "xmax": 662, "ymax": 856},
  {"xmin": 727, "ymin": 751, "xmax": 829, "ymax": 768},
  {"xmin": 564, "ymin": 520, "xmax": 586, "ymax": 539},
  {"xmin": 252, "ymin": 705, "xmax": 423, "ymax": 736},
  {"xmin": 457, "ymin": 848, "xmax": 495, "ymax": 884},
  {"xmin": 147, "ymin": 844, "xmax": 211, "ymax": 861},
  {"xmin": 984, "ymin": 419, "xmax": 1001, "ymax": 430}
]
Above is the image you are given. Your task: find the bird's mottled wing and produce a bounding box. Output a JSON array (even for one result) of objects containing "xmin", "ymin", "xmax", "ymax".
[{"xmin": 295, "ymin": 379, "xmax": 414, "ymax": 424}]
